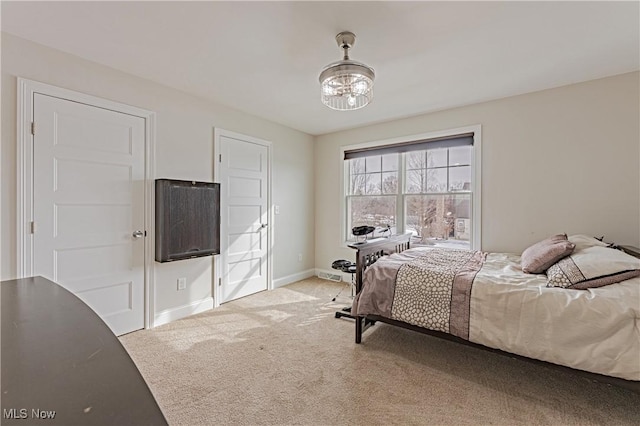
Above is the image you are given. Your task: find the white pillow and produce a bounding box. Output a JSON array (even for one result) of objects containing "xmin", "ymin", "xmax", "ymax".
[{"xmin": 547, "ymin": 245, "xmax": 640, "ymax": 289}]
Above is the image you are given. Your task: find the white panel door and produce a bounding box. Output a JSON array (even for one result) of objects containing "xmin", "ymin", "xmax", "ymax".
[
  {"xmin": 220, "ymin": 135, "xmax": 269, "ymax": 303},
  {"xmin": 33, "ymin": 93, "xmax": 145, "ymax": 336}
]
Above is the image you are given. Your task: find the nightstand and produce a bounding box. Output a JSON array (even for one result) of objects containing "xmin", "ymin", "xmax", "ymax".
[{"xmin": 619, "ymin": 245, "xmax": 640, "ymax": 259}]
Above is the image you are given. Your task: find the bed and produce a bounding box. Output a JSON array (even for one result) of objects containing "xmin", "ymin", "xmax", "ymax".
[{"xmin": 349, "ymin": 233, "xmax": 640, "ymax": 391}]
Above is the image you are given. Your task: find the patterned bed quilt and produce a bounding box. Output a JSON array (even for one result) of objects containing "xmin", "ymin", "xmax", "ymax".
[{"xmin": 351, "ymin": 247, "xmax": 640, "ymax": 381}]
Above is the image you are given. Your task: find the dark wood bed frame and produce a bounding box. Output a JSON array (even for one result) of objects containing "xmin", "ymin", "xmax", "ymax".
[{"xmin": 350, "ymin": 233, "xmax": 640, "ymax": 393}]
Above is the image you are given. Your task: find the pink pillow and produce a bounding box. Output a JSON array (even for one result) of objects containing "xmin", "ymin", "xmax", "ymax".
[{"xmin": 521, "ymin": 234, "xmax": 575, "ymax": 274}]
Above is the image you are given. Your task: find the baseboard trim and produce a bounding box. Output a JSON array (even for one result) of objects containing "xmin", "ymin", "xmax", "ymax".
[
  {"xmin": 273, "ymin": 268, "xmax": 316, "ymax": 289},
  {"xmin": 153, "ymin": 297, "xmax": 214, "ymax": 327}
]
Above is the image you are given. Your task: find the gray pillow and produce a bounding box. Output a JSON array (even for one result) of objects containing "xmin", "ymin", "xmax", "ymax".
[{"xmin": 521, "ymin": 234, "xmax": 575, "ymax": 274}]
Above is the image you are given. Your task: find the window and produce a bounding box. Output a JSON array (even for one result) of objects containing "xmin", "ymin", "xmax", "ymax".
[{"xmin": 344, "ymin": 131, "xmax": 479, "ymax": 249}]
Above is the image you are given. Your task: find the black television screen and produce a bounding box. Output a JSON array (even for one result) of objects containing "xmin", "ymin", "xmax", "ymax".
[{"xmin": 155, "ymin": 179, "xmax": 220, "ymax": 262}]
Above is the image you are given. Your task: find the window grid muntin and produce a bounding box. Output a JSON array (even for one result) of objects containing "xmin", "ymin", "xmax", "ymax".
[
  {"xmin": 348, "ymin": 153, "xmax": 400, "ymax": 196},
  {"xmin": 404, "ymin": 148, "xmax": 473, "ymax": 194}
]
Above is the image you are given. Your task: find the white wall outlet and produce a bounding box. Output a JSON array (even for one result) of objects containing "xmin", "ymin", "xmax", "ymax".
[
  {"xmin": 275, "ymin": 205, "xmax": 280, "ymax": 215},
  {"xmin": 298, "ymin": 253, "xmax": 302, "ymax": 262},
  {"xmin": 177, "ymin": 277, "xmax": 187, "ymax": 290}
]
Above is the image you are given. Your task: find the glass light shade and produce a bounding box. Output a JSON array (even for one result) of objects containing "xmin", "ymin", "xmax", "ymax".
[{"xmin": 319, "ymin": 61, "xmax": 375, "ymax": 111}]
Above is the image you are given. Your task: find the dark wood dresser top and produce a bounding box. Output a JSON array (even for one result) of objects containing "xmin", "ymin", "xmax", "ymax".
[{"xmin": 1, "ymin": 276, "xmax": 167, "ymax": 425}]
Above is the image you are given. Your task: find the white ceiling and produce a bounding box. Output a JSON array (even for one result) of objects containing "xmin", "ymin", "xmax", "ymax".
[{"xmin": 2, "ymin": 1, "xmax": 639, "ymax": 136}]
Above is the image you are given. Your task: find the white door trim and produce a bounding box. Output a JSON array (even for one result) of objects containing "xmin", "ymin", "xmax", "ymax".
[
  {"xmin": 17, "ymin": 78, "xmax": 157, "ymax": 329},
  {"xmin": 213, "ymin": 128, "xmax": 273, "ymax": 308}
]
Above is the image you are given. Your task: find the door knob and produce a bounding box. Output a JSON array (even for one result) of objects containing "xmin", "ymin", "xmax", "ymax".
[{"xmin": 132, "ymin": 230, "xmax": 144, "ymax": 239}]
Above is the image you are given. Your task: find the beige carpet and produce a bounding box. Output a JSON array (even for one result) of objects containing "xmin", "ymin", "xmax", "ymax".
[{"xmin": 120, "ymin": 278, "xmax": 639, "ymax": 425}]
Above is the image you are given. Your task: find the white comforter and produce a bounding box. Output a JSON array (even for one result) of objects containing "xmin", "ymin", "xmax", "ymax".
[{"xmin": 470, "ymin": 252, "xmax": 640, "ymax": 381}]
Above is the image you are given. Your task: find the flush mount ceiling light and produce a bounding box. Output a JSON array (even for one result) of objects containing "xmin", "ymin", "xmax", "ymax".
[{"xmin": 319, "ymin": 31, "xmax": 375, "ymax": 111}]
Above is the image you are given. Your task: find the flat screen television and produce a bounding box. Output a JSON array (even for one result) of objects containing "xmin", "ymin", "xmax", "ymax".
[{"xmin": 155, "ymin": 179, "xmax": 220, "ymax": 262}]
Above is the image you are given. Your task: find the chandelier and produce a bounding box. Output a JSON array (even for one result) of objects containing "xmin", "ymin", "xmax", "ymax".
[{"xmin": 319, "ymin": 31, "xmax": 375, "ymax": 111}]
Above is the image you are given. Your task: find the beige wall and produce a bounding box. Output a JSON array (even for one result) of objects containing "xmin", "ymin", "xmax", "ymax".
[
  {"xmin": 1, "ymin": 34, "xmax": 315, "ymax": 315},
  {"xmin": 315, "ymin": 72, "xmax": 640, "ymax": 270},
  {"xmin": 3, "ymin": 32, "xmax": 638, "ymax": 322}
]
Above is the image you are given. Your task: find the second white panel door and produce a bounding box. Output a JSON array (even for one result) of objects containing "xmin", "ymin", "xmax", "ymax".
[{"xmin": 219, "ymin": 134, "xmax": 269, "ymax": 303}]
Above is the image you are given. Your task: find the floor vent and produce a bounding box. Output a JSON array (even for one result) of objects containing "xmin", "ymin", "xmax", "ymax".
[{"xmin": 317, "ymin": 271, "xmax": 343, "ymax": 282}]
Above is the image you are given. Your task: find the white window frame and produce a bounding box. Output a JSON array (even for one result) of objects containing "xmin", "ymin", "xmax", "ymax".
[{"xmin": 340, "ymin": 125, "xmax": 482, "ymax": 250}]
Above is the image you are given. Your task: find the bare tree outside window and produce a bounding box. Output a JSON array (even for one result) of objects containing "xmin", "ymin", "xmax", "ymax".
[{"xmin": 406, "ymin": 194, "xmax": 471, "ymax": 247}]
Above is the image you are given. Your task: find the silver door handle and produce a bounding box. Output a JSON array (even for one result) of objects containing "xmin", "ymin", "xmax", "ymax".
[{"xmin": 132, "ymin": 230, "xmax": 144, "ymax": 239}]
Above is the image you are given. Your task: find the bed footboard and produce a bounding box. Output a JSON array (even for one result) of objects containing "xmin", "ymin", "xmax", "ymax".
[{"xmin": 348, "ymin": 233, "xmax": 412, "ymax": 343}]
